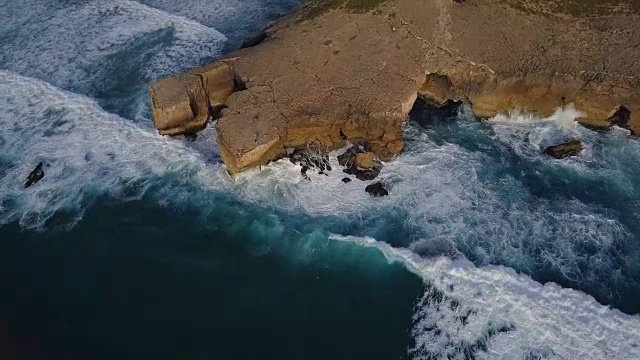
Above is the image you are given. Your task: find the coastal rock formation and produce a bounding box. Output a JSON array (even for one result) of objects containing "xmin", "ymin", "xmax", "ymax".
[
  {"xmin": 544, "ymin": 140, "xmax": 583, "ymax": 159},
  {"xmin": 149, "ymin": 0, "xmax": 640, "ymax": 174}
]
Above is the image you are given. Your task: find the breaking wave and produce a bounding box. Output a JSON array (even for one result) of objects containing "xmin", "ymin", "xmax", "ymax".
[
  {"xmin": 2, "ymin": 67, "xmax": 640, "ymax": 358},
  {"xmin": 2, "ymin": 1, "xmax": 640, "ymax": 358},
  {"xmin": 0, "ymin": 0, "xmax": 226, "ymax": 120},
  {"xmin": 332, "ymin": 235, "xmax": 640, "ymax": 360}
]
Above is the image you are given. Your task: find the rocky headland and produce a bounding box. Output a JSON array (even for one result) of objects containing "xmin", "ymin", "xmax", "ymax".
[{"xmin": 149, "ymin": 0, "xmax": 640, "ymax": 176}]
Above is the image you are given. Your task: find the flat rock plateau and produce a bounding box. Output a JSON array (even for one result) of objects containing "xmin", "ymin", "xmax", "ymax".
[{"xmin": 149, "ymin": 0, "xmax": 640, "ymax": 174}]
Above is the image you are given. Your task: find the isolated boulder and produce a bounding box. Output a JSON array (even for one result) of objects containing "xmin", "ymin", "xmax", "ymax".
[
  {"xmin": 24, "ymin": 162, "xmax": 44, "ymax": 188},
  {"xmin": 365, "ymin": 182, "xmax": 389, "ymax": 197},
  {"xmin": 544, "ymin": 140, "xmax": 583, "ymax": 159}
]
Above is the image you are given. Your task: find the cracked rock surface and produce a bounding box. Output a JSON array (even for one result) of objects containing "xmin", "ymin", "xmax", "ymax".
[{"xmin": 149, "ymin": 0, "xmax": 640, "ymax": 174}]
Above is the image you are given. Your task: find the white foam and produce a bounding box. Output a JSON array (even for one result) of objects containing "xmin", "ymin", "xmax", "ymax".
[
  {"xmin": 331, "ymin": 234, "xmax": 640, "ymax": 360},
  {"xmin": 232, "ymin": 106, "xmax": 635, "ymax": 286},
  {"xmin": 2, "ymin": 67, "xmax": 640, "ymax": 358},
  {"xmin": 0, "ymin": 0, "xmax": 226, "ymax": 95},
  {"xmin": 0, "ymin": 70, "xmax": 232, "ymax": 229},
  {"xmin": 227, "ymin": 105, "xmax": 640, "ymax": 358}
]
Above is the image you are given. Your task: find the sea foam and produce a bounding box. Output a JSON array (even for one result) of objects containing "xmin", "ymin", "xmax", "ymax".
[
  {"xmin": 0, "ymin": 0, "xmax": 226, "ymax": 116},
  {"xmin": 331, "ymin": 234, "xmax": 640, "ymax": 360}
]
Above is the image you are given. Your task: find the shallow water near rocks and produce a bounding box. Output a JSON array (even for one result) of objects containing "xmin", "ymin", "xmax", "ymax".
[{"xmin": 1, "ymin": 0, "xmax": 640, "ymax": 359}]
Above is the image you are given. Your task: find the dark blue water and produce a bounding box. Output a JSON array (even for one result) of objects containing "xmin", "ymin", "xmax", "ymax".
[
  {"xmin": 0, "ymin": 197, "xmax": 422, "ymax": 359},
  {"xmin": 1, "ymin": 0, "xmax": 640, "ymax": 359}
]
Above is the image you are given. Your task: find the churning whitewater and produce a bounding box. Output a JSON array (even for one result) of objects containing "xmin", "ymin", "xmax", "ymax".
[{"xmin": 1, "ymin": 0, "xmax": 640, "ymax": 359}]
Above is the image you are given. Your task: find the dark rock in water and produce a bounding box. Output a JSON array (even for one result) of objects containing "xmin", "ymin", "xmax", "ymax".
[
  {"xmin": 288, "ymin": 148, "xmax": 331, "ymax": 178},
  {"xmin": 337, "ymin": 145, "xmax": 360, "ymax": 167},
  {"xmin": 240, "ymin": 31, "xmax": 267, "ymax": 49},
  {"xmin": 184, "ymin": 132, "xmax": 197, "ymax": 141},
  {"xmin": 607, "ymin": 105, "xmax": 632, "ymax": 129},
  {"xmin": 338, "ymin": 145, "xmax": 383, "ymax": 181},
  {"xmin": 543, "ymin": 139, "xmax": 583, "ymax": 159},
  {"xmin": 579, "ymin": 122, "xmax": 611, "ymax": 133},
  {"xmin": 301, "ymin": 165, "xmax": 310, "ymax": 180},
  {"xmin": 344, "ymin": 165, "xmax": 380, "ymax": 181},
  {"xmin": 24, "ymin": 162, "xmax": 45, "ymax": 188},
  {"xmin": 342, "ymin": 177, "xmax": 352, "ymax": 183},
  {"xmin": 365, "ymin": 182, "xmax": 388, "ymax": 197}
]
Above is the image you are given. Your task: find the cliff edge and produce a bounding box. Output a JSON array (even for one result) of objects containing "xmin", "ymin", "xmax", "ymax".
[{"xmin": 149, "ymin": 0, "xmax": 640, "ymax": 174}]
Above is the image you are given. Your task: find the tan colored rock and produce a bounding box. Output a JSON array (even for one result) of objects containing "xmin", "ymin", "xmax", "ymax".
[
  {"xmin": 148, "ymin": 73, "xmax": 209, "ymax": 136},
  {"xmin": 189, "ymin": 62, "xmax": 236, "ymax": 108},
  {"xmin": 419, "ymin": 73, "xmax": 454, "ymax": 106},
  {"xmin": 355, "ymin": 152, "xmax": 375, "ymax": 169},
  {"xmin": 148, "ymin": 0, "xmax": 640, "ymax": 174}
]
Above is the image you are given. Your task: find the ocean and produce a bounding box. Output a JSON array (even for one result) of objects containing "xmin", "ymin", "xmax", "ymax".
[{"xmin": 1, "ymin": 1, "xmax": 639, "ymax": 359}]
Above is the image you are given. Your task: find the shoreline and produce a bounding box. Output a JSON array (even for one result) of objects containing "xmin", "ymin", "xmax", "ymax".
[{"xmin": 148, "ymin": 0, "xmax": 640, "ymax": 174}]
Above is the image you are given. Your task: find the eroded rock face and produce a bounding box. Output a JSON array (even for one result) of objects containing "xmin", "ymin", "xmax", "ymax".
[
  {"xmin": 608, "ymin": 105, "xmax": 633, "ymax": 132},
  {"xmin": 148, "ymin": 0, "xmax": 640, "ymax": 174},
  {"xmin": 148, "ymin": 73, "xmax": 209, "ymax": 136},
  {"xmin": 148, "ymin": 63, "xmax": 236, "ymax": 136}
]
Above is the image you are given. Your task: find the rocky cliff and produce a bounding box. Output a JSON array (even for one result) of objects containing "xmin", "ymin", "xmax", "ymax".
[{"xmin": 148, "ymin": 0, "xmax": 640, "ymax": 174}]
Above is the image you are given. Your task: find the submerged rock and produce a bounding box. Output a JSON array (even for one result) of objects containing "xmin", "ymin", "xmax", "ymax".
[
  {"xmin": 365, "ymin": 182, "xmax": 388, "ymax": 197},
  {"xmin": 24, "ymin": 162, "xmax": 44, "ymax": 188},
  {"xmin": 341, "ymin": 177, "xmax": 352, "ymax": 183},
  {"xmin": 544, "ymin": 140, "xmax": 583, "ymax": 159}
]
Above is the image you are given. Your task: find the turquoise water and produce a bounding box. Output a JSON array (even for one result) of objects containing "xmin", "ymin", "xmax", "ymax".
[{"xmin": 2, "ymin": 1, "xmax": 640, "ymax": 359}]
